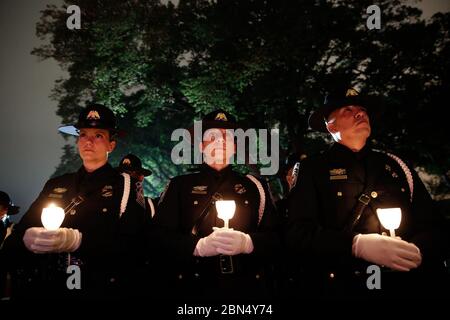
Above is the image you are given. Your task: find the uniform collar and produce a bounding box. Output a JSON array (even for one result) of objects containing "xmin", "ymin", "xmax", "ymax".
[
  {"xmin": 331, "ymin": 142, "xmax": 371, "ymax": 161},
  {"xmin": 78, "ymin": 162, "xmax": 113, "ymax": 177},
  {"xmin": 200, "ymin": 163, "xmax": 233, "ymax": 178},
  {"xmin": 75, "ymin": 163, "xmax": 116, "ymax": 195}
]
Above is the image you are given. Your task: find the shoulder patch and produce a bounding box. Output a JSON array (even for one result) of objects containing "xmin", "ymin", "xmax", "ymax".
[{"xmin": 291, "ymin": 162, "xmax": 300, "ymax": 189}]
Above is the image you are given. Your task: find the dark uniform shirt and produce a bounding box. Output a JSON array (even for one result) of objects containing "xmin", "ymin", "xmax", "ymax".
[
  {"xmin": 152, "ymin": 164, "xmax": 281, "ymax": 300},
  {"xmin": 2, "ymin": 163, "xmax": 150, "ymax": 300},
  {"xmin": 285, "ymin": 143, "xmax": 449, "ymax": 298}
]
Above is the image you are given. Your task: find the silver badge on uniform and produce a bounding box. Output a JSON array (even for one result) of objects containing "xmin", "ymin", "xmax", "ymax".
[
  {"xmin": 234, "ymin": 184, "xmax": 246, "ymax": 194},
  {"xmin": 101, "ymin": 185, "xmax": 113, "ymax": 197}
]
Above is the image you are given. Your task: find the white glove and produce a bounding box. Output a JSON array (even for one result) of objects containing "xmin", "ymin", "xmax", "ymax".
[
  {"xmin": 23, "ymin": 227, "xmax": 82, "ymax": 253},
  {"xmin": 352, "ymin": 233, "xmax": 422, "ymax": 271},
  {"xmin": 194, "ymin": 229, "xmax": 222, "ymax": 257},
  {"xmin": 212, "ymin": 228, "xmax": 254, "ymax": 256}
]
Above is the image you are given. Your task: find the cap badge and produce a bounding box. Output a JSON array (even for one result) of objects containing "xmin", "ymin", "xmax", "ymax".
[
  {"xmin": 215, "ymin": 112, "xmax": 228, "ymax": 122},
  {"xmin": 86, "ymin": 110, "xmax": 101, "ymax": 120},
  {"xmin": 345, "ymin": 88, "xmax": 359, "ymax": 97},
  {"xmin": 122, "ymin": 158, "xmax": 131, "ymax": 165}
]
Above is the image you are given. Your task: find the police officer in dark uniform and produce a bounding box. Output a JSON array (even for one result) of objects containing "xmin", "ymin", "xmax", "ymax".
[
  {"xmin": 1, "ymin": 104, "xmax": 149, "ymax": 300},
  {"xmin": 117, "ymin": 153, "xmax": 156, "ymax": 218},
  {"xmin": 0, "ymin": 191, "xmax": 20, "ymax": 247},
  {"xmin": 285, "ymin": 87, "xmax": 449, "ymax": 299},
  {"xmin": 152, "ymin": 109, "xmax": 281, "ymax": 301}
]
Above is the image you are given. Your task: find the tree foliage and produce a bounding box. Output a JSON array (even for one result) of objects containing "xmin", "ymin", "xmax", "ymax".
[{"xmin": 34, "ymin": 0, "xmax": 450, "ymax": 197}]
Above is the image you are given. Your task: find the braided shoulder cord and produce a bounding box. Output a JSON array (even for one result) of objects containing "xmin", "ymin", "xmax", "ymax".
[
  {"xmin": 385, "ymin": 152, "xmax": 414, "ymax": 202},
  {"xmin": 120, "ymin": 172, "xmax": 131, "ymax": 217},
  {"xmin": 246, "ymin": 174, "xmax": 266, "ymax": 226},
  {"xmin": 372, "ymin": 149, "xmax": 414, "ymax": 202},
  {"xmin": 147, "ymin": 197, "xmax": 156, "ymax": 218}
]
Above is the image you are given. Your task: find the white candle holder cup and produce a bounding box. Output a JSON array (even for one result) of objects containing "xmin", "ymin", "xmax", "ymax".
[
  {"xmin": 215, "ymin": 200, "xmax": 236, "ymax": 229},
  {"xmin": 376, "ymin": 208, "xmax": 402, "ymax": 238},
  {"xmin": 41, "ymin": 204, "xmax": 65, "ymax": 230}
]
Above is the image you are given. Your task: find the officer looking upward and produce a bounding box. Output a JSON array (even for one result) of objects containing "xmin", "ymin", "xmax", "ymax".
[{"xmin": 285, "ymin": 87, "xmax": 449, "ymax": 299}]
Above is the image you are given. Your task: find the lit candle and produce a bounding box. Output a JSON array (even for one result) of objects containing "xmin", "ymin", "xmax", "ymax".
[
  {"xmin": 376, "ymin": 207, "xmax": 402, "ymax": 237},
  {"xmin": 215, "ymin": 200, "xmax": 236, "ymax": 229},
  {"xmin": 41, "ymin": 203, "xmax": 65, "ymax": 230}
]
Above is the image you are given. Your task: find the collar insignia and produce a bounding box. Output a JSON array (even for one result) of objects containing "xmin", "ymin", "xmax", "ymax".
[{"xmin": 234, "ymin": 184, "xmax": 246, "ymax": 194}]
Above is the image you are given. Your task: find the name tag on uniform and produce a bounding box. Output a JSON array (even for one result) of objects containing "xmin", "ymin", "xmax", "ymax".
[
  {"xmin": 329, "ymin": 168, "xmax": 347, "ymax": 180},
  {"xmin": 192, "ymin": 185, "xmax": 208, "ymax": 194},
  {"xmin": 49, "ymin": 187, "xmax": 67, "ymax": 198},
  {"xmin": 53, "ymin": 187, "xmax": 67, "ymax": 194}
]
